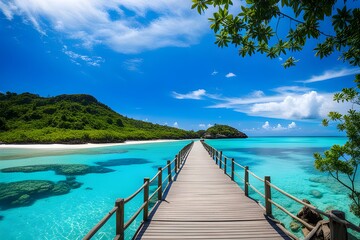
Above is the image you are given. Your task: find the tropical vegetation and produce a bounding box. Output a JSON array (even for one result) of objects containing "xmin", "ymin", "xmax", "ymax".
[
  {"xmin": 0, "ymin": 92, "xmax": 198, "ymax": 143},
  {"xmin": 203, "ymin": 124, "xmax": 248, "ymax": 138}
]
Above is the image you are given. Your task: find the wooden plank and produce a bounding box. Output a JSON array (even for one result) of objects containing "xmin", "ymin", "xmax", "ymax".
[{"xmin": 135, "ymin": 141, "xmax": 291, "ymax": 240}]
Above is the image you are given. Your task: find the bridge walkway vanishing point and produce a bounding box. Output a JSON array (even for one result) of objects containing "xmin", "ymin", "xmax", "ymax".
[{"xmin": 135, "ymin": 141, "xmax": 291, "ymax": 239}]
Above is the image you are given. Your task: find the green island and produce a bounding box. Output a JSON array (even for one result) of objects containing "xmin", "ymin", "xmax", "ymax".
[
  {"xmin": 202, "ymin": 124, "xmax": 248, "ymax": 139},
  {"xmin": 0, "ymin": 92, "xmax": 210, "ymax": 143}
]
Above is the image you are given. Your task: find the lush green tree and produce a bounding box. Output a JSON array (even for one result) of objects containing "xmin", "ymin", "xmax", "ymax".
[
  {"xmin": 314, "ymin": 75, "xmax": 360, "ymax": 217},
  {"xmin": 192, "ymin": 0, "xmax": 360, "ymax": 68},
  {"xmin": 192, "ymin": 0, "xmax": 360, "ymax": 216}
]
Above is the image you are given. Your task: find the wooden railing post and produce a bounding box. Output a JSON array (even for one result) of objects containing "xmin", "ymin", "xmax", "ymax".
[
  {"xmin": 177, "ymin": 154, "xmax": 180, "ymax": 169},
  {"xmin": 167, "ymin": 160, "xmax": 172, "ymax": 182},
  {"xmin": 264, "ymin": 176, "xmax": 272, "ymax": 216},
  {"xmin": 115, "ymin": 198, "xmax": 125, "ymax": 240},
  {"xmin": 329, "ymin": 210, "xmax": 347, "ymax": 240},
  {"xmin": 224, "ymin": 157, "xmax": 227, "ymax": 174},
  {"xmin": 158, "ymin": 167, "xmax": 162, "ymax": 201},
  {"xmin": 231, "ymin": 158, "xmax": 235, "ymax": 181},
  {"xmin": 215, "ymin": 151, "xmax": 218, "ymax": 165},
  {"xmin": 143, "ymin": 178, "xmax": 150, "ymax": 221},
  {"xmin": 244, "ymin": 166, "xmax": 249, "ymax": 197},
  {"xmin": 175, "ymin": 155, "xmax": 178, "ymax": 173},
  {"xmin": 219, "ymin": 151, "xmax": 222, "ymax": 169}
]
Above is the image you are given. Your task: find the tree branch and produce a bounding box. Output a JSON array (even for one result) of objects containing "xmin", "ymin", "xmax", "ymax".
[
  {"xmin": 329, "ymin": 170, "xmax": 355, "ymax": 193},
  {"xmin": 277, "ymin": 11, "xmax": 333, "ymax": 38}
]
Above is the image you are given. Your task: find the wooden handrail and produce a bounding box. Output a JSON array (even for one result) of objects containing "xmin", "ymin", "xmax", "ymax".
[
  {"xmin": 234, "ymin": 161, "xmax": 246, "ymax": 169},
  {"xmin": 124, "ymin": 182, "xmax": 148, "ymax": 204},
  {"xmin": 84, "ymin": 141, "xmax": 194, "ymax": 240},
  {"xmin": 201, "ymin": 140, "xmax": 360, "ymax": 238},
  {"xmin": 269, "ymin": 199, "xmax": 314, "ymax": 230},
  {"xmin": 247, "ymin": 170, "xmax": 264, "ymax": 182},
  {"xmin": 83, "ymin": 207, "xmax": 118, "ymax": 239}
]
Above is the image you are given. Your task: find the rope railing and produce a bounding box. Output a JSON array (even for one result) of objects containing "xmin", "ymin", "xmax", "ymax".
[
  {"xmin": 84, "ymin": 140, "xmax": 194, "ymax": 240},
  {"xmin": 200, "ymin": 140, "xmax": 360, "ymax": 239}
]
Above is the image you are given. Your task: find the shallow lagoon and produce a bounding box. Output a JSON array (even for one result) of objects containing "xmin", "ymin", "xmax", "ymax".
[
  {"xmin": 0, "ymin": 137, "xmax": 359, "ymax": 239},
  {"xmin": 0, "ymin": 141, "xmax": 191, "ymax": 239}
]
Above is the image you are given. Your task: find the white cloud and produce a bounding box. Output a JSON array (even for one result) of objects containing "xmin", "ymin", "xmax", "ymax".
[
  {"xmin": 199, "ymin": 124, "xmax": 206, "ymax": 128},
  {"xmin": 172, "ymin": 89, "xmax": 206, "ymax": 100},
  {"xmin": 272, "ymin": 86, "xmax": 312, "ymax": 94},
  {"xmin": 250, "ymin": 91, "xmax": 325, "ymax": 119},
  {"xmin": 278, "ymin": 57, "xmax": 283, "ymax": 61},
  {"xmin": 299, "ymin": 68, "xmax": 360, "ymax": 83},
  {"xmin": 261, "ymin": 121, "xmax": 297, "ymax": 131},
  {"xmin": 206, "ymin": 89, "xmax": 351, "ymax": 120},
  {"xmin": 251, "ymin": 90, "xmax": 265, "ymax": 97},
  {"xmin": 63, "ymin": 46, "xmax": 104, "ymax": 66},
  {"xmin": 173, "ymin": 122, "xmax": 178, "ymax": 128},
  {"xmin": 123, "ymin": 58, "xmax": 143, "ymax": 71},
  {"xmin": 199, "ymin": 123, "xmax": 213, "ymax": 129},
  {"xmin": 211, "ymin": 70, "xmax": 218, "ymax": 76},
  {"xmin": 225, "ymin": 72, "xmax": 236, "ymax": 78},
  {"xmin": 274, "ymin": 124, "xmax": 285, "ymax": 131},
  {"xmin": 0, "ymin": 0, "xmax": 209, "ymax": 53},
  {"xmin": 262, "ymin": 121, "xmax": 270, "ymax": 129}
]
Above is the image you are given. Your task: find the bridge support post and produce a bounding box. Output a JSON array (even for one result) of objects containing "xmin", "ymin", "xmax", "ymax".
[
  {"xmin": 231, "ymin": 158, "xmax": 235, "ymax": 181},
  {"xmin": 175, "ymin": 155, "xmax": 178, "ymax": 173},
  {"xmin": 115, "ymin": 198, "xmax": 125, "ymax": 240},
  {"xmin": 143, "ymin": 178, "xmax": 150, "ymax": 221},
  {"xmin": 158, "ymin": 167, "xmax": 162, "ymax": 201},
  {"xmin": 224, "ymin": 157, "xmax": 227, "ymax": 175},
  {"xmin": 264, "ymin": 176, "xmax": 272, "ymax": 216},
  {"xmin": 330, "ymin": 210, "xmax": 347, "ymax": 240},
  {"xmin": 167, "ymin": 160, "xmax": 172, "ymax": 182},
  {"xmin": 219, "ymin": 151, "xmax": 222, "ymax": 169},
  {"xmin": 177, "ymin": 154, "xmax": 181, "ymax": 169},
  {"xmin": 244, "ymin": 166, "xmax": 249, "ymax": 197}
]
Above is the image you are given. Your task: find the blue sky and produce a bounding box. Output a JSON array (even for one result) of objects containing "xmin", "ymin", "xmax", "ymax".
[{"xmin": 0, "ymin": 0, "xmax": 359, "ymax": 136}]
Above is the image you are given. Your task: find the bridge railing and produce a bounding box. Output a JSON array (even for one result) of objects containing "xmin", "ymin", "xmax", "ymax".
[
  {"xmin": 83, "ymin": 141, "xmax": 194, "ymax": 240},
  {"xmin": 200, "ymin": 140, "xmax": 360, "ymax": 240}
]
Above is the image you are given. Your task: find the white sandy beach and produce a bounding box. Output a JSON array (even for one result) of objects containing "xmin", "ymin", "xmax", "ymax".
[{"xmin": 0, "ymin": 139, "xmax": 181, "ymax": 149}]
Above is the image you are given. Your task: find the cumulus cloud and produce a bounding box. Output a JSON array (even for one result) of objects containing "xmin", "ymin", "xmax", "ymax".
[
  {"xmin": 0, "ymin": 0, "xmax": 209, "ymax": 53},
  {"xmin": 172, "ymin": 89, "xmax": 206, "ymax": 100},
  {"xmin": 173, "ymin": 122, "xmax": 178, "ymax": 128},
  {"xmin": 63, "ymin": 46, "xmax": 104, "ymax": 66},
  {"xmin": 250, "ymin": 91, "xmax": 325, "ymax": 119},
  {"xmin": 206, "ymin": 88, "xmax": 351, "ymax": 120},
  {"xmin": 262, "ymin": 121, "xmax": 297, "ymax": 131},
  {"xmin": 299, "ymin": 68, "xmax": 360, "ymax": 83},
  {"xmin": 262, "ymin": 121, "xmax": 270, "ymax": 129},
  {"xmin": 225, "ymin": 72, "xmax": 236, "ymax": 78}
]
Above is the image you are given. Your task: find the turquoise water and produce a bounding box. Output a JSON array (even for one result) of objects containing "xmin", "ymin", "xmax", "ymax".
[
  {"xmin": 206, "ymin": 137, "xmax": 359, "ymax": 238},
  {"xmin": 0, "ymin": 138, "xmax": 359, "ymax": 239},
  {"xmin": 0, "ymin": 141, "xmax": 191, "ymax": 239}
]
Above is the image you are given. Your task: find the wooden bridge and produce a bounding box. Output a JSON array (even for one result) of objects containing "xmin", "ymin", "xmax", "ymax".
[
  {"xmin": 84, "ymin": 140, "xmax": 360, "ymax": 240},
  {"xmin": 135, "ymin": 141, "xmax": 289, "ymax": 239}
]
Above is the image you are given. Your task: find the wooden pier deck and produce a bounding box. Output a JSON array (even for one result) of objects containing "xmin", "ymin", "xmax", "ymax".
[{"xmin": 135, "ymin": 141, "xmax": 290, "ymax": 239}]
